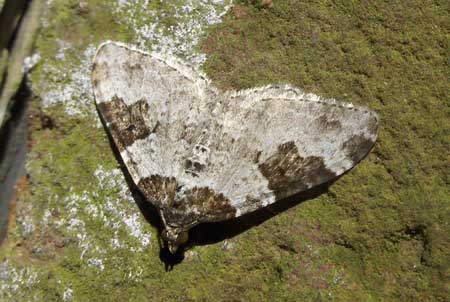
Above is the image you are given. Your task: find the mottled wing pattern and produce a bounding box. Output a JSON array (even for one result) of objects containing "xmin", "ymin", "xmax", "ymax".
[
  {"xmin": 92, "ymin": 42, "xmax": 379, "ymax": 229},
  {"xmin": 209, "ymin": 86, "xmax": 378, "ymax": 216}
]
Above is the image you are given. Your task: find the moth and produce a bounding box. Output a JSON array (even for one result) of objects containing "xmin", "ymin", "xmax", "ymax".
[{"xmin": 92, "ymin": 41, "xmax": 378, "ymax": 253}]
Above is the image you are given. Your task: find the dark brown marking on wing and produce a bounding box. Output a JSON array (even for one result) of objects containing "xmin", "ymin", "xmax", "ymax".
[
  {"xmin": 185, "ymin": 159, "xmax": 205, "ymax": 177},
  {"xmin": 243, "ymin": 195, "xmax": 264, "ymax": 213},
  {"xmin": 121, "ymin": 60, "xmax": 143, "ymax": 83},
  {"xmin": 253, "ymin": 150, "xmax": 262, "ymax": 164},
  {"xmin": 137, "ymin": 176, "xmax": 237, "ymax": 228},
  {"xmin": 96, "ymin": 96, "xmax": 152, "ymax": 151},
  {"xmin": 91, "ymin": 62, "xmax": 99, "ymax": 88},
  {"xmin": 342, "ymin": 134, "xmax": 375, "ymax": 164},
  {"xmin": 259, "ymin": 141, "xmax": 336, "ymax": 200},
  {"xmin": 314, "ymin": 114, "xmax": 342, "ymax": 131},
  {"xmin": 182, "ymin": 187, "xmax": 236, "ymax": 221},
  {"xmin": 366, "ymin": 114, "xmax": 379, "ymax": 136},
  {"xmin": 92, "ymin": 61, "xmax": 109, "ymax": 87},
  {"xmin": 138, "ymin": 175, "xmax": 177, "ymax": 205}
]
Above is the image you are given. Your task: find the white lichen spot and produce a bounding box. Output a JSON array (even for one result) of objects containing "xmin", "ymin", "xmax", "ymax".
[
  {"xmin": 45, "ymin": 164, "xmax": 152, "ymax": 266},
  {"xmin": 123, "ymin": 213, "xmax": 151, "ymax": 248},
  {"xmin": 126, "ymin": 266, "xmax": 143, "ymax": 281},
  {"xmin": 331, "ymin": 270, "xmax": 344, "ymax": 285},
  {"xmin": 23, "ymin": 53, "xmax": 41, "ymax": 73},
  {"xmin": 222, "ymin": 240, "xmax": 235, "ymax": 251},
  {"xmin": 184, "ymin": 250, "xmax": 199, "ymax": 261},
  {"xmin": 87, "ymin": 258, "xmax": 105, "ymax": 271},
  {"xmin": 55, "ymin": 39, "xmax": 72, "ymax": 60},
  {"xmin": 111, "ymin": 233, "xmax": 125, "ymax": 249},
  {"xmin": 41, "ymin": 45, "xmax": 97, "ymax": 116},
  {"xmin": 93, "ymin": 165, "xmax": 152, "ymax": 250},
  {"xmin": 0, "ymin": 259, "xmax": 39, "ymax": 300},
  {"xmin": 113, "ymin": 0, "xmax": 233, "ymax": 66},
  {"xmin": 17, "ymin": 214, "xmax": 35, "ymax": 238},
  {"xmin": 63, "ymin": 287, "xmax": 74, "ymax": 301},
  {"xmin": 41, "ymin": 209, "xmax": 52, "ymax": 227},
  {"xmin": 94, "ymin": 166, "xmax": 124, "ymax": 191},
  {"xmin": 67, "ymin": 218, "xmax": 86, "ymax": 231}
]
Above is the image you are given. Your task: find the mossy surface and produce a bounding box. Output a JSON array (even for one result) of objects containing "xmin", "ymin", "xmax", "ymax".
[{"xmin": 1, "ymin": 0, "xmax": 449, "ymax": 301}]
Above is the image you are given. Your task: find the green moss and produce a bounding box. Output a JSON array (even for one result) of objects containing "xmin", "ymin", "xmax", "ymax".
[{"xmin": 1, "ymin": 0, "xmax": 449, "ymax": 301}]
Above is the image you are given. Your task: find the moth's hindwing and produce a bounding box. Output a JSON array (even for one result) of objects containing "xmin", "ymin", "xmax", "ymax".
[{"xmin": 92, "ymin": 42, "xmax": 379, "ymax": 228}]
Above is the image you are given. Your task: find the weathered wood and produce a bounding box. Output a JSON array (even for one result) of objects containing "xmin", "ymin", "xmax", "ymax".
[
  {"xmin": 0, "ymin": 0, "xmax": 28, "ymax": 51},
  {"xmin": 0, "ymin": 0, "xmax": 44, "ymax": 128}
]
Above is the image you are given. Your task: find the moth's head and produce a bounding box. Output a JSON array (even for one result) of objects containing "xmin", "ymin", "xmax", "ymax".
[{"xmin": 162, "ymin": 227, "xmax": 189, "ymax": 254}]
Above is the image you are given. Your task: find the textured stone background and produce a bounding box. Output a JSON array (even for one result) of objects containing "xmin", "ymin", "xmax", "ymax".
[{"xmin": 0, "ymin": 1, "xmax": 448, "ymax": 301}]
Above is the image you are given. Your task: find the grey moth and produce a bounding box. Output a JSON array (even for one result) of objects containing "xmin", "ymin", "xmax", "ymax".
[{"xmin": 91, "ymin": 41, "xmax": 379, "ymax": 253}]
